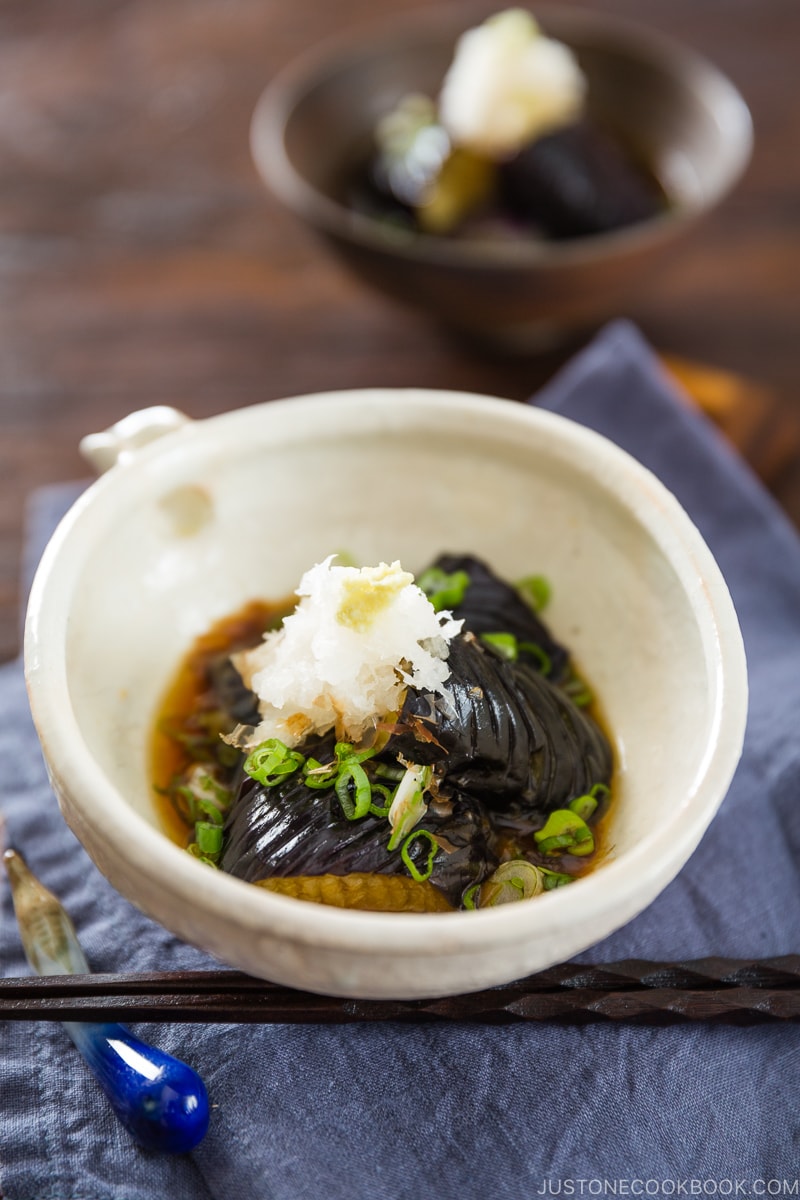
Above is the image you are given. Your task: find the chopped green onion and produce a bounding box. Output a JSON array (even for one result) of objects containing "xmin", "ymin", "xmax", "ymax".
[
  {"xmin": 564, "ymin": 672, "xmax": 593, "ymax": 707},
  {"xmin": 334, "ymin": 741, "xmax": 377, "ymax": 766},
  {"xmin": 195, "ymin": 821, "xmax": 223, "ymax": 856},
  {"xmin": 244, "ymin": 739, "xmax": 305, "ymax": 787},
  {"xmin": 159, "ymin": 711, "xmax": 242, "ymax": 771},
  {"xmin": 463, "ymin": 883, "xmax": 481, "ymax": 910},
  {"xmin": 479, "ymin": 628, "xmax": 554, "ymax": 676},
  {"xmin": 368, "ymin": 782, "xmax": 395, "ymax": 818},
  {"xmin": 387, "ymin": 764, "xmax": 432, "ymax": 849},
  {"xmin": 540, "ymin": 868, "xmax": 574, "ymax": 890},
  {"xmin": 480, "ymin": 632, "xmax": 553, "ymax": 675},
  {"xmin": 534, "ymin": 810, "xmax": 595, "ymax": 856},
  {"xmin": 175, "ymin": 788, "xmax": 228, "ymax": 825},
  {"xmin": 374, "ymin": 762, "xmax": 406, "ymax": 783},
  {"xmin": 590, "ymin": 782, "xmax": 610, "ymax": 802},
  {"xmin": 516, "ymin": 574, "xmax": 551, "ymax": 613},
  {"xmin": 302, "ymin": 757, "xmax": 338, "ymax": 789},
  {"xmin": 568, "ymin": 793, "xmax": 598, "ymax": 821},
  {"xmin": 170, "ymin": 764, "xmax": 233, "ymax": 828},
  {"xmin": 400, "ymin": 830, "xmax": 439, "ymax": 882},
  {"xmin": 480, "ymin": 860, "xmax": 545, "ymax": 907},
  {"xmin": 518, "ymin": 641, "xmax": 552, "ymax": 676},
  {"xmin": 181, "ymin": 766, "xmax": 231, "ymax": 805},
  {"xmin": 479, "ymin": 631, "xmax": 518, "ymax": 661},
  {"xmin": 186, "ymin": 842, "xmax": 220, "ymax": 869},
  {"xmin": 335, "ymin": 761, "xmax": 372, "ymax": 821},
  {"xmin": 416, "ymin": 567, "xmax": 470, "ymax": 612},
  {"xmin": 187, "ymin": 767, "xmax": 233, "ymax": 806}
]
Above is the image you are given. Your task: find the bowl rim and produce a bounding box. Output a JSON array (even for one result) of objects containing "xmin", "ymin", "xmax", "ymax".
[
  {"xmin": 23, "ymin": 388, "xmax": 749, "ymax": 968},
  {"xmin": 250, "ymin": 1, "xmax": 754, "ymax": 270}
]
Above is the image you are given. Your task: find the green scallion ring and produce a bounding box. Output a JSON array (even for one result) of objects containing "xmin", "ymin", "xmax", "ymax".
[
  {"xmin": 516, "ymin": 574, "xmax": 551, "ymax": 613},
  {"xmin": 541, "ymin": 869, "xmax": 574, "ymax": 890},
  {"xmin": 195, "ymin": 821, "xmax": 223, "ymax": 857},
  {"xmin": 518, "ymin": 641, "xmax": 552, "ymax": 676},
  {"xmin": 244, "ymin": 739, "xmax": 305, "ymax": 786},
  {"xmin": 534, "ymin": 809, "xmax": 595, "ymax": 856},
  {"xmin": 400, "ymin": 829, "xmax": 439, "ymax": 882},
  {"xmin": 480, "ymin": 632, "xmax": 519, "ymax": 661},
  {"xmin": 416, "ymin": 567, "xmax": 470, "ymax": 613},
  {"xmin": 187, "ymin": 842, "xmax": 220, "ymax": 869},
  {"xmin": 302, "ymin": 758, "xmax": 338, "ymax": 790},
  {"xmin": 334, "ymin": 742, "xmax": 377, "ymax": 766},
  {"xmin": 368, "ymin": 782, "xmax": 395, "ymax": 818},
  {"xmin": 568, "ymin": 793, "xmax": 598, "ymax": 821},
  {"xmin": 335, "ymin": 760, "xmax": 372, "ymax": 821}
]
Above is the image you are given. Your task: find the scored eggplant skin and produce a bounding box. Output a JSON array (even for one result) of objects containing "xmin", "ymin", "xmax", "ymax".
[
  {"xmin": 392, "ymin": 634, "xmax": 611, "ymax": 812},
  {"xmin": 430, "ymin": 553, "xmax": 569, "ymax": 682}
]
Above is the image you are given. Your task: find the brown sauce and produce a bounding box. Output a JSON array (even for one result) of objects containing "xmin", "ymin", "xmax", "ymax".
[{"xmin": 150, "ymin": 598, "xmax": 292, "ymax": 845}]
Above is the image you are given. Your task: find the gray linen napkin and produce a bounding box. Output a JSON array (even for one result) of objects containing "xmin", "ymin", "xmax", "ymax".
[{"xmin": 2, "ymin": 321, "xmax": 799, "ymax": 1200}]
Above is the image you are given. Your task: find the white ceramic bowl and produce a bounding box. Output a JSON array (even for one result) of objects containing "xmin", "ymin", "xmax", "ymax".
[{"xmin": 24, "ymin": 390, "xmax": 747, "ymax": 999}]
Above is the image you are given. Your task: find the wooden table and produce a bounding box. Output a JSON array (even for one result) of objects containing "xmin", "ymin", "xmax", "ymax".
[{"xmin": 0, "ymin": 0, "xmax": 798, "ymax": 664}]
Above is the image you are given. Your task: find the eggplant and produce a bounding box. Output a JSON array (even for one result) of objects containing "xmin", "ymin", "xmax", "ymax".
[
  {"xmin": 205, "ymin": 653, "xmax": 260, "ymax": 727},
  {"xmin": 392, "ymin": 633, "xmax": 611, "ymax": 813},
  {"xmin": 425, "ymin": 553, "xmax": 569, "ymax": 681},
  {"xmin": 221, "ymin": 734, "xmax": 499, "ymax": 908},
  {"xmin": 498, "ymin": 119, "xmax": 664, "ymax": 240}
]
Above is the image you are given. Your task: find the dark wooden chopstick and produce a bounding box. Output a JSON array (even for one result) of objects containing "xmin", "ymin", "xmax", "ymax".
[{"xmin": 2, "ymin": 957, "xmax": 799, "ymax": 1024}]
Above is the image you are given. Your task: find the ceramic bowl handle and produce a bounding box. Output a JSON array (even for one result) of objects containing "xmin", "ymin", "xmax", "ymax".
[{"xmin": 79, "ymin": 406, "xmax": 192, "ymax": 474}]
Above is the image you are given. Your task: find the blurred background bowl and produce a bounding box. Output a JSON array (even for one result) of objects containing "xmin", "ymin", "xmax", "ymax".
[{"xmin": 250, "ymin": 4, "xmax": 753, "ymax": 351}]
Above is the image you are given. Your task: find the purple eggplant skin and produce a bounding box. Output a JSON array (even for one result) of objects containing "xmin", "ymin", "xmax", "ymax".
[
  {"xmin": 392, "ymin": 634, "xmax": 612, "ymax": 813},
  {"xmin": 205, "ymin": 653, "xmax": 261, "ymax": 726},
  {"xmin": 221, "ymin": 735, "xmax": 500, "ymax": 908},
  {"xmin": 430, "ymin": 553, "xmax": 570, "ymax": 682},
  {"xmin": 499, "ymin": 119, "xmax": 664, "ymax": 240}
]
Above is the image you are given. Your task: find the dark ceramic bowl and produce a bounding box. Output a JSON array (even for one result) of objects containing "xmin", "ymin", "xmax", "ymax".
[{"xmin": 250, "ymin": 5, "xmax": 752, "ymax": 350}]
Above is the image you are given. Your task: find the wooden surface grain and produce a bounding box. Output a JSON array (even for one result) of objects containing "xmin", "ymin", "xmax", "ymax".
[{"xmin": 0, "ymin": 0, "xmax": 798, "ymax": 663}]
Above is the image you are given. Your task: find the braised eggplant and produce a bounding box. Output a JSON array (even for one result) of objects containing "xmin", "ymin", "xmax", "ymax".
[
  {"xmin": 205, "ymin": 653, "xmax": 260, "ymax": 727},
  {"xmin": 425, "ymin": 553, "xmax": 569, "ymax": 681},
  {"xmin": 391, "ymin": 632, "xmax": 610, "ymax": 811},
  {"xmin": 222, "ymin": 733, "xmax": 500, "ymax": 908},
  {"xmin": 498, "ymin": 120, "xmax": 663, "ymax": 240}
]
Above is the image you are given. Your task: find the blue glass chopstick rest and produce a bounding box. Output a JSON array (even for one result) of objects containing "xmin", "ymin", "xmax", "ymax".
[
  {"xmin": 3, "ymin": 847, "xmax": 209, "ymax": 1154},
  {"xmin": 64, "ymin": 1019, "xmax": 209, "ymax": 1154}
]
